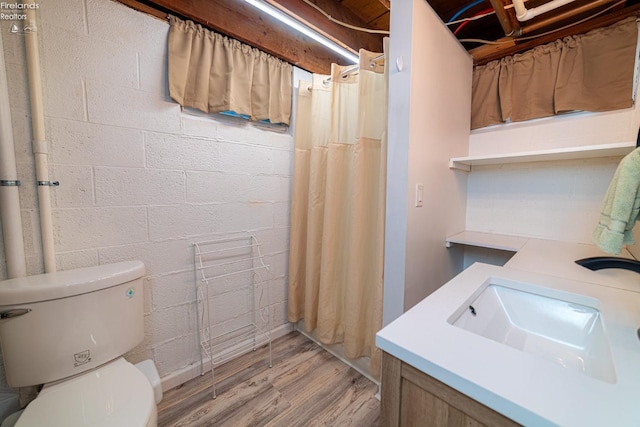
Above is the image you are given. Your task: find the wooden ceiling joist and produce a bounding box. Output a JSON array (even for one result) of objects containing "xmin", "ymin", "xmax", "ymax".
[
  {"xmin": 487, "ymin": 0, "xmax": 519, "ymax": 36},
  {"xmin": 517, "ymin": 0, "xmax": 622, "ymax": 36},
  {"xmin": 264, "ymin": 0, "xmax": 385, "ymax": 53},
  {"xmin": 116, "ymin": 0, "xmax": 385, "ymax": 74},
  {"xmin": 471, "ymin": 2, "xmax": 640, "ymax": 64}
]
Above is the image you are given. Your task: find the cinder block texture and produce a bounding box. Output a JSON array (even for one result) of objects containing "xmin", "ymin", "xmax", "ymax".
[
  {"xmin": 49, "ymin": 119, "xmax": 145, "ymax": 167},
  {"xmin": 54, "ymin": 207, "xmax": 148, "ymax": 251},
  {"xmin": 94, "ymin": 167, "xmax": 185, "ymax": 206},
  {"xmin": 0, "ymin": 0, "xmax": 293, "ymax": 383}
]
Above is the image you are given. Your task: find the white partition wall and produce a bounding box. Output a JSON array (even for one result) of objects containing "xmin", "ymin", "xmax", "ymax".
[{"xmin": 383, "ymin": 0, "xmax": 472, "ymax": 324}]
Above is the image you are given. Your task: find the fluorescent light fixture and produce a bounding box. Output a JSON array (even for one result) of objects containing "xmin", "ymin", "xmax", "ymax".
[{"xmin": 244, "ymin": 0, "xmax": 359, "ymax": 64}]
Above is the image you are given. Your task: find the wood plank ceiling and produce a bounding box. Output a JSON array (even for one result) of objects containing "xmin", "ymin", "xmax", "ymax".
[{"xmin": 118, "ymin": 0, "xmax": 640, "ymax": 72}]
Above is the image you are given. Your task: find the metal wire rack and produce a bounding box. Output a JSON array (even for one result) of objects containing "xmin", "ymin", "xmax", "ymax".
[{"xmin": 193, "ymin": 234, "xmax": 272, "ymax": 398}]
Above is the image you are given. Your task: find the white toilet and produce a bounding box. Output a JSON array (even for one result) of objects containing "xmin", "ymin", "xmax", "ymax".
[{"xmin": 0, "ymin": 261, "xmax": 161, "ymax": 427}]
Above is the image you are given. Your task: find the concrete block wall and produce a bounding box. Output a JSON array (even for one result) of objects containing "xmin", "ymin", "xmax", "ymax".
[{"xmin": 0, "ymin": 0, "xmax": 293, "ymax": 389}]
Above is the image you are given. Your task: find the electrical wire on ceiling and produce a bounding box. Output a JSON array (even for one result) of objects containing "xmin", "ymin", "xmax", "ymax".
[
  {"xmin": 454, "ymin": 8, "xmax": 495, "ymax": 34},
  {"xmin": 447, "ymin": 0, "xmax": 487, "ymax": 23},
  {"xmin": 446, "ymin": 11, "xmax": 497, "ymax": 26},
  {"xmin": 459, "ymin": 0, "xmax": 627, "ymax": 46},
  {"xmin": 301, "ymin": 0, "xmax": 390, "ymax": 35},
  {"xmin": 445, "ymin": 0, "xmax": 496, "ymax": 37},
  {"xmin": 459, "ymin": 38, "xmax": 512, "ymax": 45}
]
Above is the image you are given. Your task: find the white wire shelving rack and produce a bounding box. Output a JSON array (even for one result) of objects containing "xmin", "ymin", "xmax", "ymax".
[{"xmin": 193, "ymin": 234, "xmax": 272, "ymax": 398}]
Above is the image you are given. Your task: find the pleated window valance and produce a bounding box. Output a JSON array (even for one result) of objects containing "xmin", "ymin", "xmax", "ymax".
[
  {"xmin": 167, "ymin": 15, "xmax": 293, "ymax": 125},
  {"xmin": 471, "ymin": 18, "xmax": 638, "ymax": 130}
]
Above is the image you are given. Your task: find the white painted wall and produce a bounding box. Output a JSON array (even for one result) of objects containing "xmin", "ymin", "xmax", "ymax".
[
  {"xmin": 384, "ymin": 0, "xmax": 472, "ymax": 323},
  {"xmin": 466, "ymin": 102, "xmax": 640, "ymax": 246},
  {"xmin": 0, "ymin": 0, "xmax": 293, "ymax": 390}
]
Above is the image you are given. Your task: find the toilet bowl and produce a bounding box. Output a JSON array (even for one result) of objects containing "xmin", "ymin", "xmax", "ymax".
[{"xmin": 0, "ymin": 261, "xmax": 160, "ymax": 427}]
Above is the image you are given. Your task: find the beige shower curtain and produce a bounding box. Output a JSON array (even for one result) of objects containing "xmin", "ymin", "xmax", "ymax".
[{"xmin": 288, "ymin": 44, "xmax": 388, "ymax": 377}]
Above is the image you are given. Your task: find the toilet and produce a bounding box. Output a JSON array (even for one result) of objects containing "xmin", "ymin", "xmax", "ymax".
[{"xmin": 0, "ymin": 261, "xmax": 161, "ymax": 427}]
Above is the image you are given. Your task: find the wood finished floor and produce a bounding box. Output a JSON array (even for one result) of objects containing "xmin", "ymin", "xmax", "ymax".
[{"xmin": 157, "ymin": 332, "xmax": 380, "ymax": 427}]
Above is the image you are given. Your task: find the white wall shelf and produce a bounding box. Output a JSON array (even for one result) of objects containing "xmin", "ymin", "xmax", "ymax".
[
  {"xmin": 449, "ymin": 142, "xmax": 636, "ymax": 171},
  {"xmin": 445, "ymin": 230, "xmax": 529, "ymax": 252}
]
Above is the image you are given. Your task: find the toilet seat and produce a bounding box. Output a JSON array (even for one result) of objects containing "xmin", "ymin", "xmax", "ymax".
[{"xmin": 15, "ymin": 358, "xmax": 157, "ymax": 427}]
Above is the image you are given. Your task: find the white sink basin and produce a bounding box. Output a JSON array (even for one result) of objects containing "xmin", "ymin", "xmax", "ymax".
[{"xmin": 448, "ymin": 281, "xmax": 616, "ymax": 383}]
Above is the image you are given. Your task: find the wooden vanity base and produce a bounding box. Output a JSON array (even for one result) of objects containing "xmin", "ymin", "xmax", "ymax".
[{"xmin": 381, "ymin": 352, "xmax": 520, "ymax": 426}]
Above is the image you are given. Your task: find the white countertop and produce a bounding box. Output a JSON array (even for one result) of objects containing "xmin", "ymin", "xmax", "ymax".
[
  {"xmin": 506, "ymin": 239, "xmax": 639, "ymax": 292},
  {"xmin": 376, "ymin": 239, "xmax": 640, "ymax": 426}
]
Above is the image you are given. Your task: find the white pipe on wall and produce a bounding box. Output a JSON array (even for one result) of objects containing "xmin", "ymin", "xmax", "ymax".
[
  {"xmin": 512, "ymin": 0, "xmax": 577, "ymax": 21},
  {"xmin": 25, "ymin": 8, "xmax": 56, "ymax": 273},
  {"xmin": 0, "ymin": 30, "xmax": 27, "ymax": 279}
]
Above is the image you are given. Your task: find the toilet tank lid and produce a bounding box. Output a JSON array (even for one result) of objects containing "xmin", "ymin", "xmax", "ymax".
[{"xmin": 0, "ymin": 261, "xmax": 145, "ymax": 305}]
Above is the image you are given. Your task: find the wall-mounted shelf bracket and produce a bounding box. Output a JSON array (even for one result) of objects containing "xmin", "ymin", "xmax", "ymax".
[
  {"xmin": 449, "ymin": 142, "xmax": 636, "ymax": 171},
  {"xmin": 446, "ymin": 230, "xmax": 529, "ymax": 252}
]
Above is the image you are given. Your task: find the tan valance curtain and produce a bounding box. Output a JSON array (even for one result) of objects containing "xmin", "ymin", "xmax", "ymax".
[
  {"xmin": 167, "ymin": 15, "xmax": 293, "ymax": 125},
  {"xmin": 472, "ymin": 18, "xmax": 638, "ymax": 130}
]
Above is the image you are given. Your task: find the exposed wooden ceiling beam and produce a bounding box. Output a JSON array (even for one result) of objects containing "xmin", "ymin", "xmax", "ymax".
[
  {"xmin": 518, "ymin": 0, "xmax": 620, "ymax": 35},
  {"xmin": 117, "ymin": 0, "xmax": 166, "ymax": 19},
  {"xmin": 116, "ymin": 0, "xmax": 384, "ymax": 74},
  {"xmin": 467, "ymin": 37, "xmax": 517, "ymax": 62},
  {"xmin": 487, "ymin": 0, "xmax": 518, "ymax": 36},
  {"xmin": 470, "ymin": 3, "xmax": 640, "ymax": 65},
  {"xmin": 340, "ymin": 0, "xmax": 390, "ymax": 29},
  {"xmin": 264, "ymin": 0, "xmax": 385, "ymax": 53}
]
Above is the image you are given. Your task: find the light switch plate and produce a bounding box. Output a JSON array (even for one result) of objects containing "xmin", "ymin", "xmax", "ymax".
[{"xmin": 415, "ymin": 183, "xmax": 424, "ymax": 207}]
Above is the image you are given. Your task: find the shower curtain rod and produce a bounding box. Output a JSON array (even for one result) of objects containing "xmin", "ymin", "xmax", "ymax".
[
  {"xmin": 317, "ymin": 53, "xmax": 385, "ymax": 87},
  {"xmin": 340, "ymin": 53, "xmax": 385, "ymax": 77}
]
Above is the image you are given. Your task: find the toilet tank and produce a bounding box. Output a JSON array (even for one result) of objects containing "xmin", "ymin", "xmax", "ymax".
[{"xmin": 0, "ymin": 261, "xmax": 145, "ymax": 387}]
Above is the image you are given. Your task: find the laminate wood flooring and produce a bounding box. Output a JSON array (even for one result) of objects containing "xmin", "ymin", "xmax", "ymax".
[{"xmin": 157, "ymin": 331, "xmax": 380, "ymax": 427}]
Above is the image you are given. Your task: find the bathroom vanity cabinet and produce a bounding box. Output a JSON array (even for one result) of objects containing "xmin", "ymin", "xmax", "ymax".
[
  {"xmin": 378, "ymin": 245, "xmax": 640, "ymax": 426},
  {"xmin": 380, "ymin": 352, "xmax": 519, "ymax": 427}
]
